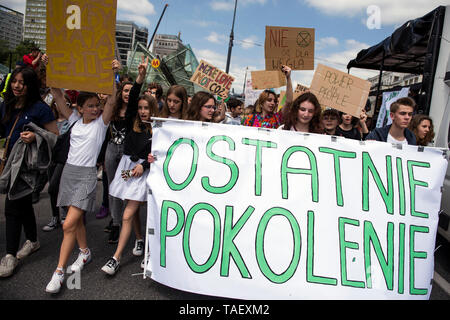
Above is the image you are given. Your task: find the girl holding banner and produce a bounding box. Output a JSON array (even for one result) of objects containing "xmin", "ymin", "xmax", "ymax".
[
  {"xmin": 101, "ymin": 93, "xmax": 157, "ymax": 276},
  {"xmin": 185, "ymin": 91, "xmax": 226, "ymax": 122},
  {"xmin": 45, "ymin": 61, "xmax": 118, "ymax": 294},
  {"xmin": 158, "ymin": 85, "xmax": 189, "ymax": 120},
  {"xmin": 242, "ymin": 65, "xmax": 292, "ymax": 129},
  {"xmin": 278, "ymin": 91, "xmax": 322, "ymax": 133}
]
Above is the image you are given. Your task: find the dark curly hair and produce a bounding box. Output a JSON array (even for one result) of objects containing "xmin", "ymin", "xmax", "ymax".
[{"xmin": 282, "ymin": 92, "xmax": 322, "ymax": 133}]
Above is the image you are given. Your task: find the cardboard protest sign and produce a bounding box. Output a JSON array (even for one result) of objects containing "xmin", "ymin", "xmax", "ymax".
[
  {"xmin": 244, "ymin": 78, "xmax": 263, "ymax": 107},
  {"xmin": 145, "ymin": 118, "xmax": 448, "ymax": 300},
  {"xmin": 310, "ymin": 64, "xmax": 371, "ymax": 117},
  {"xmin": 265, "ymin": 26, "xmax": 315, "ymax": 71},
  {"xmin": 46, "ymin": 0, "xmax": 117, "ymax": 94},
  {"xmin": 295, "ymin": 83, "xmax": 309, "ymax": 93},
  {"xmin": 250, "ymin": 70, "xmax": 286, "ymax": 90},
  {"xmin": 190, "ymin": 60, "xmax": 235, "ymax": 99}
]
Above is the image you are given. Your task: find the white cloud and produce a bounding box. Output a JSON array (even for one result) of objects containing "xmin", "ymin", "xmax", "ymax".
[
  {"xmin": 117, "ymin": 0, "xmax": 156, "ymax": 27},
  {"xmin": 206, "ymin": 32, "xmax": 228, "ymax": 44},
  {"xmin": 210, "ymin": 1, "xmax": 235, "ymax": 11},
  {"xmin": 239, "ymin": 35, "xmax": 259, "ymax": 49},
  {"xmin": 316, "ymin": 37, "xmax": 339, "ymax": 50},
  {"xmin": 302, "ymin": 0, "xmax": 449, "ymax": 25},
  {"xmin": 211, "ymin": 0, "xmax": 268, "ymax": 11}
]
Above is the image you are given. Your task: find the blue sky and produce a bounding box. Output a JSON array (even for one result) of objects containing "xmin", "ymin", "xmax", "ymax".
[{"xmin": 5, "ymin": 0, "xmax": 450, "ymax": 93}]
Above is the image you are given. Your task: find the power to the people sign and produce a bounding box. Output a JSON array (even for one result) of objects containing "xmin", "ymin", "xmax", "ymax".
[{"xmin": 145, "ymin": 118, "xmax": 448, "ymax": 300}]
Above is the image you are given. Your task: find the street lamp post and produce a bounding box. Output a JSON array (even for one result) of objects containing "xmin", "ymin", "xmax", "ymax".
[{"xmin": 225, "ymin": 0, "xmax": 238, "ymax": 74}]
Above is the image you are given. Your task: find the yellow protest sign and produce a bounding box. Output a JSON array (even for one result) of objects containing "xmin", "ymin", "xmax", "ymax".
[
  {"xmin": 265, "ymin": 26, "xmax": 315, "ymax": 71},
  {"xmin": 190, "ymin": 60, "xmax": 235, "ymax": 99},
  {"xmin": 309, "ymin": 64, "xmax": 371, "ymax": 117},
  {"xmin": 46, "ymin": 0, "xmax": 117, "ymax": 94}
]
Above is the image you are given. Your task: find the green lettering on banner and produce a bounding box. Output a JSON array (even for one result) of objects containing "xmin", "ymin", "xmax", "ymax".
[
  {"xmin": 338, "ymin": 217, "xmax": 365, "ymax": 288},
  {"xmin": 242, "ymin": 138, "xmax": 278, "ymax": 196},
  {"xmin": 160, "ymin": 200, "xmax": 185, "ymax": 268},
  {"xmin": 319, "ymin": 148, "xmax": 356, "ymax": 206},
  {"xmin": 407, "ymin": 161, "xmax": 431, "ymax": 219},
  {"xmin": 410, "ymin": 225, "xmax": 429, "ymax": 295},
  {"xmin": 281, "ymin": 146, "xmax": 319, "ymax": 201},
  {"xmin": 396, "ymin": 158, "xmax": 406, "ymax": 216},
  {"xmin": 362, "ymin": 153, "xmax": 394, "ymax": 214},
  {"xmin": 163, "ymin": 138, "xmax": 199, "ymax": 191},
  {"xmin": 256, "ymin": 207, "xmax": 301, "ymax": 284},
  {"xmin": 306, "ymin": 211, "xmax": 338, "ymax": 285},
  {"xmin": 183, "ymin": 203, "xmax": 221, "ymax": 273},
  {"xmin": 220, "ymin": 206, "xmax": 254, "ymax": 278},
  {"xmin": 201, "ymin": 136, "xmax": 239, "ymax": 194},
  {"xmin": 363, "ymin": 221, "xmax": 394, "ymax": 290},
  {"xmin": 398, "ymin": 223, "xmax": 406, "ymax": 294}
]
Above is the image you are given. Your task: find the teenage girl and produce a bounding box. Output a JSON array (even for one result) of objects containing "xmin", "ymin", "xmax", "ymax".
[
  {"xmin": 45, "ymin": 61, "xmax": 117, "ymax": 294},
  {"xmin": 278, "ymin": 92, "xmax": 323, "ymax": 133},
  {"xmin": 0, "ymin": 66, "xmax": 58, "ymax": 278}
]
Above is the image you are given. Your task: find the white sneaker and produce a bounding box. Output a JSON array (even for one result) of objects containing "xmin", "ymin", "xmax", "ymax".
[
  {"xmin": 16, "ymin": 240, "xmax": 40, "ymax": 260},
  {"xmin": 68, "ymin": 248, "xmax": 91, "ymax": 273},
  {"xmin": 0, "ymin": 254, "xmax": 19, "ymax": 278},
  {"xmin": 132, "ymin": 240, "xmax": 144, "ymax": 256},
  {"xmin": 101, "ymin": 257, "xmax": 120, "ymax": 275},
  {"xmin": 45, "ymin": 271, "xmax": 65, "ymax": 294}
]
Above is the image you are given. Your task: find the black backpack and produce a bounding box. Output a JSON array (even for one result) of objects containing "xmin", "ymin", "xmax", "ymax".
[{"xmin": 52, "ymin": 120, "xmax": 78, "ymax": 164}]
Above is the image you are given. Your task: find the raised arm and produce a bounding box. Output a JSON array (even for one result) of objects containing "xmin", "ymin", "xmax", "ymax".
[
  {"xmin": 282, "ymin": 65, "xmax": 293, "ymax": 107},
  {"xmin": 101, "ymin": 60, "xmax": 119, "ymax": 125},
  {"xmin": 127, "ymin": 56, "xmax": 149, "ymax": 119},
  {"xmin": 50, "ymin": 87, "xmax": 73, "ymax": 120}
]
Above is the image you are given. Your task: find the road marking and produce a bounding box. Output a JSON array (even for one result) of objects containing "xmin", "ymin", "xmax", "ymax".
[{"xmin": 434, "ymin": 272, "xmax": 450, "ymax": 296}]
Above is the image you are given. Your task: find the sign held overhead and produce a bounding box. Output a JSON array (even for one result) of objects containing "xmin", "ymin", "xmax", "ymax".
[
  {"xmin": 309, "ymin": 64, "xmax": 371, "ymax": 117},
  {"xmin": 265, "ymin": 26, "xmax": 315, "ymax": 71}
]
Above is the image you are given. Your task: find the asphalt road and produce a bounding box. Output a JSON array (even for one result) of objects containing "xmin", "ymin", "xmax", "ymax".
[{"xmin": 0, "ymin": 182, "xmax": 449, "ymax": 302}]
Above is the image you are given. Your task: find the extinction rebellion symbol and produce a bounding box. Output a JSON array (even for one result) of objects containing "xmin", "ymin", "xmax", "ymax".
[{"xmin": 296, "ymin": 31, "xmax": 312, "ymax": 48}]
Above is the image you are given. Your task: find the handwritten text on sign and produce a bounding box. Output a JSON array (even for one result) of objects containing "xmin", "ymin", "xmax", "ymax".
[
  {"xmin": 190, "ymin": 60, "xmax": 235, "ymax": 99},
  {"xmin": 265, "ymin": 26, "xmax": 315, "ymax": 71},
  {"xmin": 146, "ymin": 119, "xmax": 448, "ymax": 300},
  {"xmin": 310, "ymin": 64, "xmax": 371, "ymax": 117},
  {"xmin": 46, "ymin": 0, "xmax": 116, "ymax": 94}
]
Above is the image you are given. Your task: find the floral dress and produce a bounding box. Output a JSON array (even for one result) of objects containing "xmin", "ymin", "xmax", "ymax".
[{"xmin": 242, "ymin": 112, "xmax": 283, "ymax": 129}]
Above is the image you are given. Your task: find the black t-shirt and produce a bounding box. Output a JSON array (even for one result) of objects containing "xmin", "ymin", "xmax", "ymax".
[{"xmin": 335, "ymin": 126, "xmax": 362, "ymax": 140}]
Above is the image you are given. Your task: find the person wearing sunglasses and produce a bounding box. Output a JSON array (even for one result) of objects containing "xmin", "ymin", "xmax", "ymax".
[{"xmin": 242, "ymin": 65, "xmax": 292, "ymax": 129}]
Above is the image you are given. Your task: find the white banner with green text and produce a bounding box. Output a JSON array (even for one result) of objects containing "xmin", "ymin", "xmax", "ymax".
[{"xmin": 145, "ymin": 118, "xmax": 448, "ymax": 300}]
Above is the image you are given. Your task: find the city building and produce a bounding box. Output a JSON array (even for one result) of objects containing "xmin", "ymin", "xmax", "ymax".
[
  {"xmin": 152, "ymin": 33, "xmax": 184, "ymax": 58},
  {"xmin": 23, "ymin": 0, "xmax": 46, "ymax": 50},
  {"xmin": 116, "ymin": 21, "xmax": 149, "ymax": 66},
  {"xmin": 0, "ymin": 5, "xmax": 24, "ymax": 50},
  {"xmin": 367, "ymin": 71, "xmax": 422, "ymax": 91}
]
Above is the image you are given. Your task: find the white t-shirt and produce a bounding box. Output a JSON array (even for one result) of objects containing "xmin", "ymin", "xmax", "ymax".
[
  {"xmin": 67, "ymin": 112, "xmax": 109, "ymax": 167},
  {"xmin": 387, "ymin": 133, "xmax": 408, "ymax": 145}
]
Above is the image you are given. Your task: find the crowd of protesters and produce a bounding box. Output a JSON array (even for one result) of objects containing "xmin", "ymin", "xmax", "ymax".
[{"xmin": 0, "ymin": 46, "xmax": 436, "ymax": 293}]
